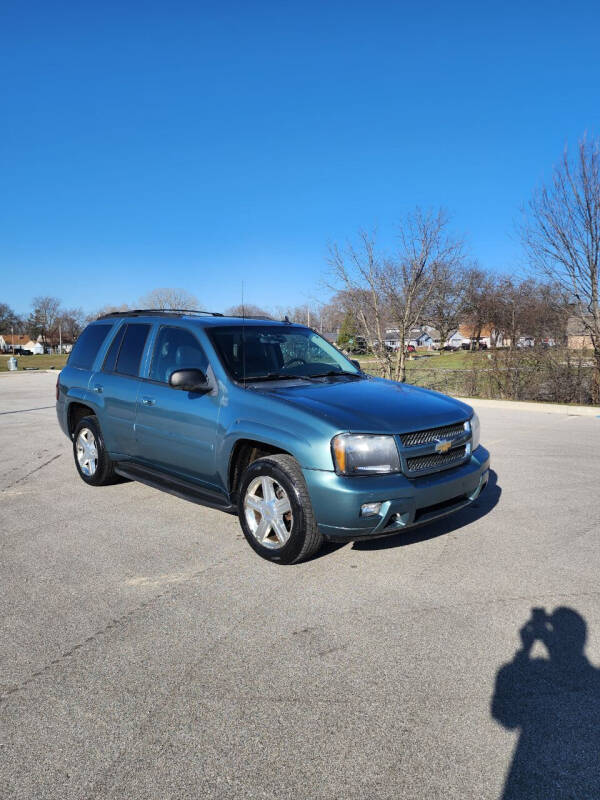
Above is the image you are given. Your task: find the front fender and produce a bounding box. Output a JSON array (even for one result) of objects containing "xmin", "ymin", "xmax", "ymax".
[{"xmin": 217, "ymin": 417, "xmax": 334, "ymax": 491}]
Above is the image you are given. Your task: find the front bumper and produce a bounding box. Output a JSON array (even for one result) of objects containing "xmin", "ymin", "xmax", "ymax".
[{"xmin": 303, "ymin": 446, "xmax": 490, "ymax": 541}]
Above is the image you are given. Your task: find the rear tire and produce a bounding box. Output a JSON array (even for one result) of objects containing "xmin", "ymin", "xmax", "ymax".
[
  {"xmin": 237, "ymin": 454, "xmax": 323, "ymax": 564},
  {"xmin": 72, "ymin": 415, "xmax": 119, "ymax": 486}
]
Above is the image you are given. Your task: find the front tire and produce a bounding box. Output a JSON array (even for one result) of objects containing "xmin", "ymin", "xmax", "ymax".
[
  {"xmin": 238, "ymin": 454, "xmax": 323, "ymax": 564},
  {"xmin": 72, "ymin": 415, "xmax": 118, "ymax": 486}
]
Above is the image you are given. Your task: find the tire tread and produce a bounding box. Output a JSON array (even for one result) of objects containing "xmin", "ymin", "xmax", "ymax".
[{"xmin": 239, "ymin": 453, "xmax": 323, "ymax": 564}]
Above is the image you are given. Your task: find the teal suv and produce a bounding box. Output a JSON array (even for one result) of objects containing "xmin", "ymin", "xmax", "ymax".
[{"xmin": 57, "ymin": 310, "xmax": 490, "ymax": 564}]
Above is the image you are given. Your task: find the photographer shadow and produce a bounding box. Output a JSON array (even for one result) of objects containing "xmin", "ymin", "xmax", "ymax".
[{"xmin": 491, "ymin": 607, "xmax": 600, "ymax": 799}]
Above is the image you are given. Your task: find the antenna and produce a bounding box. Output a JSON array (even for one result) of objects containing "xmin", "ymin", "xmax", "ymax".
[{"xmin": 242, "ymin": 280, "xmax": 246, "ymax": 387}]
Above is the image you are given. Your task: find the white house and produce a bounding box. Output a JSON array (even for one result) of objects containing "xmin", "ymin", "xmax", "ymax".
[
  {"xmin": 0, "ymin": 334, "xmax": 43, "ymax": 353},
  {"xmin": 385, "ymin": 326, "xmax": 442, "ymax": 350},
  {"xmin": 446, "ymin": 329, "xmax": 471, "ymax": 349},
  {"xmin": 411, "ymin": 326, "xmax": 441, "ymax": 349},
  {"xmin": 384, "ymin": 329, "xmax": 402, "ymax": 350},
  {"xmin": 517, "ymin": 335, "xmax": 535, "ymax": 348},
  {"xmin": 446, "ymin": 324, "xmax": 505, "ymax": 349}
]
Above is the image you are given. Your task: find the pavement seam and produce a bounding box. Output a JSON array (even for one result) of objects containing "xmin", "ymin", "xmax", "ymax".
[
  {"xmin": 0, "ymin": 405, "xmax": 55, "ymax": 416},
  {"xmin": 79, "ymin": 583, "xmax": 272, "ymax": 800},
  {"xmin": 0, "ymin": 554, "xmax": 234, "ymax": 705},
  {"xmin": 0, "ymin": 452, "xmax": 62, "ymax": 493},
  {"xmin": 4, "ymin": 582, "xmax": 599, "ymax": 704}
]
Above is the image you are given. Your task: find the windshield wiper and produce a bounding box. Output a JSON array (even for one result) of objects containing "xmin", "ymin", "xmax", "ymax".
[
  {"xmin": 308, "ymin": 370, "xmax": 362, "ymax": 379},
  {"xmin": 242, "ymin": 373, "xmax": 312, "ymax": 383}
]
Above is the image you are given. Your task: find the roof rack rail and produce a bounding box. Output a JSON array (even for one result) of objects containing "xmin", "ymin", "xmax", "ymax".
[{"xmin": 97, "ymin": 308, "xmax": 225, "ymax": 319}]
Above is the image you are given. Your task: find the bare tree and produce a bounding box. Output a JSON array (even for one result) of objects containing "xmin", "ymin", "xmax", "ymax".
[
  {"xmin": 492, "ymin": 278, "xmax": 567, "ymax": 351},
  {"xmin": 329, "ymin": 230, "xmax": 395, "ymax": 378},
  {"xmin": 461, "ymin": 268, "xmax": 499, "ymax": 349},
  {"xmin": 56, "ymin": 308, "xmax": 86, "ymax": 342},
  {"xmin": 426, "ymin": 262, "xmax": 471, "ymax": 350},
  {"xmin": 139, "ymin": 288, "xmax": 199, "ymax": 310},
  {"xmin": 392, "ymin": 210, "xmax": 465, "ymax": 378},
  {"xmin": 225, "ymin": 304, "xmax": 272, "ymax": 318},
  {"xmin": 522, "ymin": 136, "xmax": 600, "ymax": 401},
  {"xmin": 28, "ymin": 296, "xmax": 61, "ymax": 347},
  {"xmin": 0, "ymin": 302, "xmax": 23, "ymax": 333},
  {"xmin": 318, "ymin": 297, "xmax": 346, "ymax": 334},
  {"xmin": 275, "ymin": 303, "xmax": 322, "ymax": 327},
  {"xmin": 87, "ymin": 303, "xmax": 130, "ymax": 322},
  {"xmin": 330, "ymin": 210, "xmax": 465, "ymax": 381}
]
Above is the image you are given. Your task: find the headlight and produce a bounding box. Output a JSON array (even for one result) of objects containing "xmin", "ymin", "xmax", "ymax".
[
  {"xmin": 470, "ymin": 412, "xmax": 480, "ymax": 450},
  {"xmin": 331, "ymin": 433, "xmax": 400, "ymax": 476}
]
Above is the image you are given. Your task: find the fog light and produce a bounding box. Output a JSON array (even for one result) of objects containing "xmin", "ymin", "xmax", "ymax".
[{"xmin": 360, "ymin": 502, "xmax": 382, "ymax": 517}]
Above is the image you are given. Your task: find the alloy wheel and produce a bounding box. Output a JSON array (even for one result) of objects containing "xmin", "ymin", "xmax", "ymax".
[
  {"xmin": 76, "ymin": 428, "xmax": 98, "ymax": 477},
  {"xmin": 243, "ymin": 475, "xmax": 293, "ymax": 549}
]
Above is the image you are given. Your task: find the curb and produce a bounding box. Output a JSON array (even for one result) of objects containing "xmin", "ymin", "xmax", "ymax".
[
  {"xmin": 0, "ymin": 369, "xmax": 61, "ymax": 376},
  {"xmin": 456, "ymin": 396, "xmax": 600, "ymax": 417}
]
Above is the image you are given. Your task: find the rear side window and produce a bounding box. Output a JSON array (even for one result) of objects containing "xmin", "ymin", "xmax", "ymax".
[
  {"xmin": 114, "ymin": 324, "xmax": 151, "ymax": 377},
  {"xmin": 102, "ymin": 324, "xmax": 126, "ymax": 373},
  {"xmin": 68, "ymin": 324, "xmax": 112, "ymax": 370}
]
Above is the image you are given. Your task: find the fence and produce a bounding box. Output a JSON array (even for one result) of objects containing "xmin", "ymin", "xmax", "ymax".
[{"xmin": 360, "ymin": 351, "xmax": 597, "ymax": 405}]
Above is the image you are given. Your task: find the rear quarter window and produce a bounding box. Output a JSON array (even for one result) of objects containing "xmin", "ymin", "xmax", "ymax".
[
  {"xmin": 68, "ymin": 324, "xmax": 113, "ymax": 370},
  {"xmin": 115, "ymin": 324, "xmax": 151, "ymax": 377}
]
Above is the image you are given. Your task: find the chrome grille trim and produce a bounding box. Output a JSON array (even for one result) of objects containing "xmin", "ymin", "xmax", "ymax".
[
  {"xmin": 400, "ymin": 422, "xmax": 466, "ymax": 448},
  {"xmin": 405, "ymin": 445, "xmax": 467, "ymax": 474}
]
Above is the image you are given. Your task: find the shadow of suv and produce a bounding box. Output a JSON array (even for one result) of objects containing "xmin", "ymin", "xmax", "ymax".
[{"xmin": 57, "ymin": 309, "xmax": 490, "ymax": 564}]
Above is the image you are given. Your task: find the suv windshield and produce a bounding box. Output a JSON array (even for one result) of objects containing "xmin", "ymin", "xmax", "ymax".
[{"xmin": 209, "ymin": 326, "xmax": 360, "ymax": 381}]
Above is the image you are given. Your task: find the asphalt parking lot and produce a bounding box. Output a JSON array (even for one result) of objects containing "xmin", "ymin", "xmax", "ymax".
[{"xmin": 1, "ymin": 372, "xmax": 599, "ymax": 799}]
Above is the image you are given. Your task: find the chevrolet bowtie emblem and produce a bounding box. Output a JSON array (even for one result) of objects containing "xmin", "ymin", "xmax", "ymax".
[{"xmin": 434, "ymin": 440, "xmax": 452, "ymax": 453}]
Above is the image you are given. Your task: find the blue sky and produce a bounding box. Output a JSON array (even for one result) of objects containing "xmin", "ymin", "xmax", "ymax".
[{"xmin": 1, "ymin": 0, "xmax": 600, "ymax": 315}]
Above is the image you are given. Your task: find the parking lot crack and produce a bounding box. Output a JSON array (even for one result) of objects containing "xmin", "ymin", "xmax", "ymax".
[
  {"xmin": 0, "ymin": 554, "xmax": 235, "ymax": 705},
  {"xmin": 1, "ymin": 453, "xmax": 62, "ymax": 492}
]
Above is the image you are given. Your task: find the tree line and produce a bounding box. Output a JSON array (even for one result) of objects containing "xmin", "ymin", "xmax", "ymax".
[
  {"xmin": 2, "ymin": 136, "xmax": 598, "ymax": 400},
  {"xmin": 327, "ymin": 136, "xmax": 600, "ymax": 402}
]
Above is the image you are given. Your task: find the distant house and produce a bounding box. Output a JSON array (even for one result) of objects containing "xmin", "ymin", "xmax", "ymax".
[
  {"xmin": 383, "ymin": 326, "xmax": 441, "ymax": 350},
  {"xmin": 29, "ymin": 339, "xmax": 44, "ymax": 354},
  {"xmin": 0, "ymin": 334, "xmax": 28, "ymax": 352},
  {"xmin": 384, "ymin": 329, "xmax": 402, "ymax": 350},
  {"xmin": 448, "ymin": 323, "xmax": 505, "ymax": 349},
  {"xmin": 407, "ymin": 326, "xmax": 441, "ymax": 349},
  {"xmin": 0, "ymin": 334, "xmax": 43, "ymax": 354},
  {"xmin": 446, "ymin": 329, "xmax": 471, "ymax": 349},
  {"xmin": 517, "ymin": 335, "xmax": 535, "ymax": 348},
  {"xmin": 420, "ymin": 325, "xmax": 441, "ymax": 348},
  {"xmin": 39, "ymin": 333, "xmax": 73, "ymax": 354},
  {"xmin": 567, "ymin": 316, "xmax": 594, "ymax": 349}
]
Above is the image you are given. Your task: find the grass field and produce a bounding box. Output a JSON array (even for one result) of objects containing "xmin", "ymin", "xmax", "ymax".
[
  {"xmin": 0, "ymin": 353, "xmax": 68, "ymax": 372},
  {"xmin": 356, "ymin": 350, "xmax": 491, "ymax": 371}
]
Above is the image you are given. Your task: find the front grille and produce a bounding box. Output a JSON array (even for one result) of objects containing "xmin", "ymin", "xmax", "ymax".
[
  {"xmin": 406, "ymin": 445, "xmax": 467, "ymax": 473},
  {"xmin": 400, "ymin": 422, "xmax": 466, "ymax": 448}
]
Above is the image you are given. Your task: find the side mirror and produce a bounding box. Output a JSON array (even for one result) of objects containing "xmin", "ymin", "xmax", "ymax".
[
  {"xmin": 168, "ymin": 368, "xmax": 210, "ymax": 393},
  {"xmin": 350, "ymin": 359, "xmax": 361, "ymax": 370}
]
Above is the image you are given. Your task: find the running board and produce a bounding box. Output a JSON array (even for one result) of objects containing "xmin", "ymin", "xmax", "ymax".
[{"xmin": 114, "ymin": 462, "xmax": 237, "ymax": 515}]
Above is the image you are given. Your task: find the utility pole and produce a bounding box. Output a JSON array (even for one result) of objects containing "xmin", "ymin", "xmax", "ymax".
[
  {"xmin": 11, "ymin": 325, "xmax": 14, "ymax": 354},
  {"xmin": 59, "ymin": 324, "xmax": 62, "ymax": 354},
  {"xmin": 307, "ymin": 308, "xmax": 310, "ymax": 328}
]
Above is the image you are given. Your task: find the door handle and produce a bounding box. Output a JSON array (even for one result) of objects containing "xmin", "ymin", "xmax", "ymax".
[
  {"xmin": 93, "ymin": 384, "xmax": 103, "ymax": 393},
  {"xmin": 141, "ymin": 396, "xmax": 156, "ymax": 406}
]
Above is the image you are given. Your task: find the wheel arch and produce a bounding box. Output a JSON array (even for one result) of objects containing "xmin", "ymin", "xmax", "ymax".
[
  {"xmin": 228, "ymin": 438, "xmax": 294, "ymax": 500},
  {"xmin": 67, "ymin": 401, "xmax": 96, "ymax": 437}
]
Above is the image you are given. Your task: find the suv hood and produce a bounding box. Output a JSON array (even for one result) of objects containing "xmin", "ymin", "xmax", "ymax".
[{"xmin": 261, "ymin": 376, "xmax": 472, "ymax": 433}]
